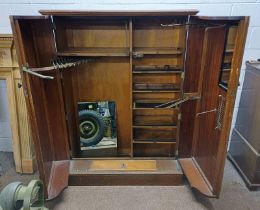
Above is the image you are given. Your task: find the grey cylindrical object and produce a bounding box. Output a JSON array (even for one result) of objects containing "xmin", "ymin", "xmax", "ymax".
[{"xmin": 0, "ymin": 182, "xmax": 22, "ymax": 210}]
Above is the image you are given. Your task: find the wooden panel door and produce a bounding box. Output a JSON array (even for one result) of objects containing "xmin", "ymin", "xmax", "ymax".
[
  {"xmin": 10, "ymin": 16, "xmax": 70, "ymax": 199},
  {"xmin": 179, "ymin": 17, "xmax": 249, "ymax": 197}
]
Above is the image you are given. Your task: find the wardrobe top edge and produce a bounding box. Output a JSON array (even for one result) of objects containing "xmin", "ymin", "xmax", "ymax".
[{"xmin": 38, "ymin": 10, "xmax": 199, "ymax": 17}]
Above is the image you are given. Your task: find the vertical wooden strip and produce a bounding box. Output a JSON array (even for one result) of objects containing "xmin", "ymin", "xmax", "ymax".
[{"xmin": 129, "ymin": 19, "xmax": 133, "ymax": 157}]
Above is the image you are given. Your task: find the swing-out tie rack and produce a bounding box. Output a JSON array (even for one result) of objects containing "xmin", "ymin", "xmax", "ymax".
[
  {"xmin": 22, "ymin": 57, "xmax": 95, "ymax": 79},
  {"xmin": 155, "ymin": 94, "xmax": 201, "ymax": 108},
  {"xmin": 160, "ymin": 23, "xmax": 226, "ymax": 28}
]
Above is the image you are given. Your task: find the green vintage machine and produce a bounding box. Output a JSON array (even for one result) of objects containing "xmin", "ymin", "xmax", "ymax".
[{"xmin": 0, "ymin": 180, "xmax": 48, "ymax": 210}]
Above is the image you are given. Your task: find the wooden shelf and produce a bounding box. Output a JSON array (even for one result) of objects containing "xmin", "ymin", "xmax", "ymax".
[
  {"xmin": 133, "ymin": 71, "xmax": 182, "ymax": 74},
  {"xmin": 133, "ymin": 140, "xmax": 176, "ymax": 144},
  {"xmin": 133, "ymin": 83, "xmax": 181, "ymax": 91},
  {"xmin": 57, "ymin": 47, "xmax": 130, "ymax": 57},
  {"xmin": 134, "ymin": 99, "xmax": 179, "ymax": 103},
  {"xmin": 133, "ymin": 65, "xmax": 183, "ymax": 74},
  {"xmin": 133, "ymin": 47, "xmax": 183, "ymax": 55},
  {"xmin": 133, "ymin": 107, "xmax": 179, "ymax": 110},
  {"xmin": 133, "ymin": 125, "xmax": 177, "ymax": 129},
  {"xmin": 225, "ymin": 45, "xmax": 235, "ymax": 53},
  {"xmin": 133, "ymin": 90, "xmax": 181, "ymax": 93}
]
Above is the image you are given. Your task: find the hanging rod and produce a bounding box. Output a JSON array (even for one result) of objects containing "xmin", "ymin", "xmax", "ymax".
[{"xmin": 22, "ymin": 57, "xmax": 95, "ymax": 80}]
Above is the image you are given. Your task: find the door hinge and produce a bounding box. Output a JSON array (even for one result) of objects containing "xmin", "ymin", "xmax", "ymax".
[
  {"xmin": 230, "ymin": 90, "xmax": 236, "ymax": 98},
  {"xmin": 178, "ymin": 113, "xmax": 182, "ymax": 120},
  {"xmin": 51, "ymin": 16, "xmax": 56, "ymax": 31},
  {"xmin": 23, "ymin": 88, "xmax": 28, "ymax": 98},
  {"xmin": 175, "ymin": 149, "xmax": 179, "ymax": 159},
  {"xmin": 181, "ymin": 72, "xmax": 185, "ymax": 79},
  {"xmin": 132, "ymin": 52, "xmax": 144, "ymax": 59}
]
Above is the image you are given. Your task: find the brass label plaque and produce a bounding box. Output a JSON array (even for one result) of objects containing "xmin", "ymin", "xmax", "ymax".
[{"xmin": 89, "ymin": 160, "xmax": 157, "ymax": 171}]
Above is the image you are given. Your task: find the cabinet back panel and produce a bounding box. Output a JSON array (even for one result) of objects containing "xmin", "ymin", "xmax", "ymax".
[
  {"xmin": 133, "ymin": 18, "xmax": 186, "ymax": 48},
  {"xmin": 55, "ymin": 18, "xmax": 129, "ymax": 50},
  {"xmin": 134, "ymin": 127, "xmax": 177, "ymax": 141},
  {"xmin": 133, "ymin": 55, "xmax": 183, "ymax": 67},
  {"xmin": 133, "ymin": 143, "xmax": 175, "ymax": 157},
  {"xmin": 74, "ymin": 57, "xmax": 131, "ymax": 156}
]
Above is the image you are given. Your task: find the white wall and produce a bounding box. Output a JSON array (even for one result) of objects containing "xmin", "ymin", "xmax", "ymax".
[{"xmin": 0, "ymin": 0, "xmax": 260, "ymax": 143}]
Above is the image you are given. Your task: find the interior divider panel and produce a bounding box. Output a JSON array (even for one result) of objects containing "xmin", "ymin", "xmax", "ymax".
[{"xmin": 132, "ymin": 17, "xmax": 186, "ymax": 49}]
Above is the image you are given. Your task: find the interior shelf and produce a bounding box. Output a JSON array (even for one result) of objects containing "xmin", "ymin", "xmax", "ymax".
[
  {"xmin": 133, "ymin": 140, "xmax": 176, "ymax": 144},
  {"xmin": 225, "ymin": 44, "xmax": 235, "ymax": 53},
  {"xmin": 133, "ymin": 70, "xmax": 183, "ymax": 74},
  {"xmin": 134, "ymin": 99, "xmax": 179, "ymax": 103},
  {"xmin": 133, "ymin": 47, "xmax": 183, "ymax": 55},
  {"xmin": 133, "ymin": 107, "xmax": 179, "ymax": 110},
  {"xmin": 56, "ymin": 47, "xmax": 130, "ymax": 57},
  {"xmin": 134, "ymin": 65, "xmax": 182, "ymax": 70},
  {"xmin": 133, "ymin": 83, "xmax": 181, "ymax": 91},
  {"xmin": 133, "ymin": 125, "xmax": 177, "ymax": 128},
  {"xmin": 133, "ymin": 65, "xmax": 183, "ymax": 74},
  {"xmin": 133, "ymin": 90, "xmax": 181, "ymax": 93}
]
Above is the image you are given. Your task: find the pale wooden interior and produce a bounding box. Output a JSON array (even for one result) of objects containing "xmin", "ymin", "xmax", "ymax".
[
  {"xmin": 53, "ymin": 17, "xmax": 187, "ymax": 158},
  {"xmin": 220, "ymin": 26, "xmax": 238, "ymax": 85}
]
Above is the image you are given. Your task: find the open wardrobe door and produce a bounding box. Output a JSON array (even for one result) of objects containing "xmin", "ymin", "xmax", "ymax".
[
  {"xmin": 179, "ymin": 16, "xmax": 249, "ymax": 197},
  {"xmin": 10, "ymin": 16, "xmax": 70, "ymax": 199}
]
